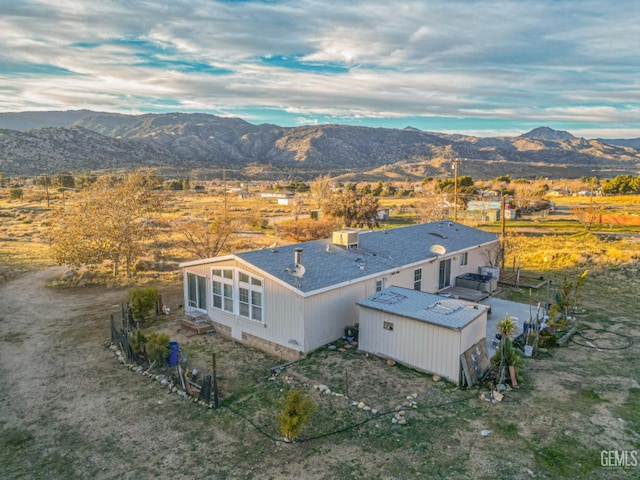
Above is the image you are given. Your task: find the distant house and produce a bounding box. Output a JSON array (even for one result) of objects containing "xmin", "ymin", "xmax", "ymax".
[
  {"xmin": 180, "ymin": 222, "xmax": 499, "ymax": 360},
  {"xmin": 357, "ymin": 285, "xmax": 488, "ymax": 384},
  {"xmin": 260, "ymin": 191, "xmax": 294, "ymax": 199}
]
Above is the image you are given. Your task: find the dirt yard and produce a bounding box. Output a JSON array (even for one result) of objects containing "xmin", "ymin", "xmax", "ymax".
[{"xmin": 1, "ymin": 266, "xmax": 639, "ymax": 479}]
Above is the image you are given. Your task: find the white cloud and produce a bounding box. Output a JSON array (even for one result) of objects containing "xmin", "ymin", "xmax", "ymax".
[{"xmin": 0, "ymin": 0, "xmax": 638, "ymax": 135}]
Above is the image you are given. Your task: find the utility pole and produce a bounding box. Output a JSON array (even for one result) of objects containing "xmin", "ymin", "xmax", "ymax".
[
  {"xmin": 453, "ymin": 159, "xmax": 460, "ymax": 222},
  {"xmin": 500, "ymin": 194, "xmax": 506, "ymax": 268},
  {"xmin": 222, "ymin": 168, "xmax": 228, "ymax": 219},
  {"xmin": 45, "ymin": 174, "xmax": 50, "ymax": 208}
]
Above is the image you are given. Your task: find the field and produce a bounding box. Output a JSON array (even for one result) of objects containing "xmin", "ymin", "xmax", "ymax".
[{"xmin": 1, "ymin": 187, "xmax": 639, "ymax": 479}]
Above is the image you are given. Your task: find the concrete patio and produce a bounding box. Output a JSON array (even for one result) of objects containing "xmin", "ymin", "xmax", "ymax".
[{"xmin": 481, "ymin": 297, "xmax": 539, "ymax": 356}]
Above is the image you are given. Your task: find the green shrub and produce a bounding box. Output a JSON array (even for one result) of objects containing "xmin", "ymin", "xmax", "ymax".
[
  {"xmin": 127, "ymin": 286, "xmax": 158, "ymax": 321},
  {"xmin": 275, "ymin": 389, "xmax": 316, "ymax": 441},
  {"xmin": 146, "ymin": 331, "xmax": 171, "ymax": 365},
  {"xmin": 129, "ymin": 329, "xmax": 148, "ymax": 356}
]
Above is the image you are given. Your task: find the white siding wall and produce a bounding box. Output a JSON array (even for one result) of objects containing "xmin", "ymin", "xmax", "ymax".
[
  {"xmin": 459, "ymin": 310, "xmax": 488, "ymax": 353},
  {"xmin": 358, "ymin": 307, "xmax": 484, "ymax": 384},
  {"xmin": 303, "ymin": 280, "xmax": 376, "ymax": 351},
  {"xmin": 183, "ymin": 260, "xmax": 304, "ymax": 351}
]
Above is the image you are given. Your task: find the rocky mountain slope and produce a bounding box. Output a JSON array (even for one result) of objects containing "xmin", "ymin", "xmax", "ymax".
[{"xmin": 0, "ymin": 111, "xmax": 638, "ymax": 179}]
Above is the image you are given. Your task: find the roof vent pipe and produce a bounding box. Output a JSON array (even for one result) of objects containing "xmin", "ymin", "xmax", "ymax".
[{"xmin": 294, "ymin": 248, "xmax": 303, "ymax": 265}]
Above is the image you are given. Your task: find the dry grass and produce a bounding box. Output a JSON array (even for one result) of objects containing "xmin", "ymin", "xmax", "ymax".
[{"xmin": 2, "ymin": 187, "xmax": 640, "ymax": 479}]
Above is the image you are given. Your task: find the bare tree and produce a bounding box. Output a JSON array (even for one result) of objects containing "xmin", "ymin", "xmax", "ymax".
[
  {"xmin": 416, "ymin": 192, "xmax": 449, "ymax": 223},
  {"xmin": 309, "ymin": 175, "xmax": 332, "ymax": 209},
  {"xmin": 174, "ymin": 215, "xmax": 235, "ymax": 260}
]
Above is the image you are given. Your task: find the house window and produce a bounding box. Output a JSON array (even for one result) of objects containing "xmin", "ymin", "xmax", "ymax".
[
  {"xmin": 212, "ymin": 268, "xmax": 234, "ymax": 312},
  {"xmin": 238, "ymin": 271, "xmax": 263, "ymax": 322},
  {"xmin": 376, "ymin": 278, "xmax": 385, "ymax": 292},
  {"xmin": 383, "ymin": 321, "xmax": 394, "ymax": 331},
  {"xmin": 187, "ymin": 272, "xmax": 207, "ymax": 310},
  {"xmin": 439, "ymin": 259, "xmax": 452, "ymax": 289},
  {"xmin": 251, "ymin": 291, "xmax": 263, "ymax": 322},
  {"xmin": 413, "ymin": 268, "xmax": 422, "ymax": 291},
  {"xmin": 460, "ymin": 252, "xmax": 468, "ymax": 267},
  {"xmin": 239, "ymin": 287, "xmax": 250, "ymax": 317}
]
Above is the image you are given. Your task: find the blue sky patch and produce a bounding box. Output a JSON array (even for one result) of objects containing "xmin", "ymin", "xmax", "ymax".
[{"xmin": 261, "ymin": 55, "xmax": 350, "ymax": 74}]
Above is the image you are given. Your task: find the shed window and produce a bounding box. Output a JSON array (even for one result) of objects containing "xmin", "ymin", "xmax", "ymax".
[
  {"xmin": 383, "ymin": 321, "xmax": 394, "ymax": 331},
  {"xmin": 376, "ymin": 278, "xmax": 385, "ymax": 292},
  {"xmin": 460, "ymin": 252, "xmax": 468, "ymax": 267}
]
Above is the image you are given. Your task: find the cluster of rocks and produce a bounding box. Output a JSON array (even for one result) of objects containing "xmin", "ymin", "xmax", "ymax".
[
  {"xmin": 350, "ymin": 392, "xmax": 420, "ymax": 426},
  {"xmin": 108, "ymin": 342, "xmax": 214, "ymax": 409},
  {"xmin": 327, "ymin": 342, "xmax": 357, "ymax": 353},
  {"xmin": 352, "ymin": 400, "xmax": 378, "ymax": 415},
  {"xmin": 480, "ymin": 384, "xmax": 511, "ymax": 403},
  {"xmin": 313, "ymin": 384, "xmax": 346, "ymax": 398}
]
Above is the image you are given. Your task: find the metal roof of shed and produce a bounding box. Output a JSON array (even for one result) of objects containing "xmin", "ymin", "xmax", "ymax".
[{"xmin": 357, "ymin": 285, "xmax": 488, "ymax": 330}]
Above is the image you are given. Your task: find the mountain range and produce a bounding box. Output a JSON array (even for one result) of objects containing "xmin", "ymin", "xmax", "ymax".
[{"xmin": 1, "ymin": 111, "xmax": 638, "ymax": 180}]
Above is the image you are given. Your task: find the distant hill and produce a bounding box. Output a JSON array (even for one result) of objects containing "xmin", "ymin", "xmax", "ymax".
[
  {"xmin": 519, "ymin": 126, "xmax": 576, "ymax": 141},
  {"xmin": 0, "ymin": 110, "xmax": 98, "ymax": 131},
  {"xmin": 0, "ymin": 112, "xmax": 638, "ymax": 180},
  {"xmin": 596, "ymin": 138, "xmax": 640, "ymax": 149}
]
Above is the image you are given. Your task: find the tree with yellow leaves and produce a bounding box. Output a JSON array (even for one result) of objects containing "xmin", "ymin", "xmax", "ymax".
[{"xmin": 50, "ymin": 170, "xmax": 165, "ymax": 277}]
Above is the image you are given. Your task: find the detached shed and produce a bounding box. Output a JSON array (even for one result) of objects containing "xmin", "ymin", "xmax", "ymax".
[{"xmin": 357, "ymin": 286, "xmax": 488, "ymax": 384}]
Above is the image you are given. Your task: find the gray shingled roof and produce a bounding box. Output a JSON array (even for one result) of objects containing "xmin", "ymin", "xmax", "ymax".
[
  {"xmin": 357, "ymin": 285, "xmax": 487, "ymax": 330},
  {"xmin": 236, "ymin": 221, "xmax": 498, "ymax": 294}
]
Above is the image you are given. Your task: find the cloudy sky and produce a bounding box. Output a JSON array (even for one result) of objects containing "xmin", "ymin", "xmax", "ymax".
[{"xmin": 2, "ymin": 0, "xmax": 639, "ymax": 138}]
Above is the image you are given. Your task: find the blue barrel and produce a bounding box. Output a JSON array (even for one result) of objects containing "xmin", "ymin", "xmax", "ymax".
[{"xmin": 167, "ymin": 341, "xmax": 179, "ymax": 367}]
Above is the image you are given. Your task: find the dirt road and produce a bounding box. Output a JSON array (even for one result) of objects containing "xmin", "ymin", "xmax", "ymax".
[
  {"xmin": 0, "ymin": 268, "xmax": 229, "ymax": 479},
  {"xmin": 0, "ymin": 268, "xmax": 316, "ymax": 479}
]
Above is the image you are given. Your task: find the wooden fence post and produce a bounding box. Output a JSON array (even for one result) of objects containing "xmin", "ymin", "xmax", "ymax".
[{"xmin": 212, "ymin": 353, "xmax": 219, "ymax": 409}]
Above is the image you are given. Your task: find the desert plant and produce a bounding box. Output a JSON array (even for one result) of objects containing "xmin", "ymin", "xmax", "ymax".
[
  {"xmin": 145, "ymin": 331, "xmax": 171, "ymax": 365},
  {"xmin": 497, "ymin": 315, "xmax": 516, "ymax": 338},
  {"xmin": 129, "ymin": 329, "xmax": 148, "ymax": 356},
  {"xmin": 275, "ymin": 389, "xmax": 317, "ymax": 441},
  {"xmin": 127, "ymin": 286, "xmax": 158, "ymax": 321}
]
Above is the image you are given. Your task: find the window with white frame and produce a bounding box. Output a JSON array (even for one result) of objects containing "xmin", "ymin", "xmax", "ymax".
[
  {"xmin": 212, "ymin": 268, "xmax": 234, "ymax": 312},
  {"xmin": 460, "ymin": 252, "xmax": 468, "ymax": 267},
  {"xmin": 376, "ymin": 278, "xmax": 385, "ymax": 292},
  {"xmin": 413, "ymin": 268, "xmax": 422, "ymax": 291},
  {"xmin": 239, "ymin": 271, "xmax": 263, "ymax": 322},
  {"xmin": 211, "ymin": 268, "xmax": 264, "ymax": 322}
]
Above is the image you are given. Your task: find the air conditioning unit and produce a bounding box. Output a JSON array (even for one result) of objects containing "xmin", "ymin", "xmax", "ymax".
[{"xmin": 332, "ymin": 229, "xmax": 360, "ymax": 248}]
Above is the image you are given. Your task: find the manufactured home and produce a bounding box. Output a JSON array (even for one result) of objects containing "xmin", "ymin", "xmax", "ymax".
[{"xmin": 180, "ymin": 221, "xmax": 499, "ymax": 360}]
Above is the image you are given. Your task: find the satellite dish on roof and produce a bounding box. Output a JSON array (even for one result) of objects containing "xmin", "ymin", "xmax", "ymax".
[
  {"xmin": 430, "ymin": 244, "xmax": 447, "ymax": 255},
  {"xmin": 285, "ymin": 263, "xmax": 306, "ymax": 288},
  {"xmin": 286, "ymin": 263, "xmax": 306, "ymax": 277}
]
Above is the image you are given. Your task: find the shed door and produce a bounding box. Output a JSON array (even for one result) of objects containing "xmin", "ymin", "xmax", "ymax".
[{"xmin": 439, "ymin": 259, "xmax": 451, "ymax": 289}]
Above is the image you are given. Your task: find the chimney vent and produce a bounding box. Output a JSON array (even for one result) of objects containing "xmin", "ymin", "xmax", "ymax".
[{"xmin": 294, "ymin": 248, "xmax": 303, "ymax": 265}]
